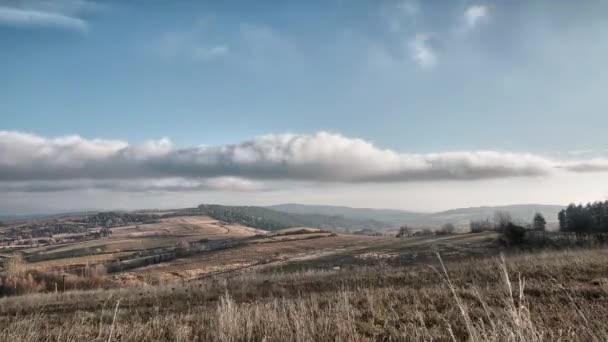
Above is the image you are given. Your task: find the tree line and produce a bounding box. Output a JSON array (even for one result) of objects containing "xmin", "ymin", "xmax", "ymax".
[{"xmin": 558, "ymin": 201, "xmax": 608, "ymax": 234}]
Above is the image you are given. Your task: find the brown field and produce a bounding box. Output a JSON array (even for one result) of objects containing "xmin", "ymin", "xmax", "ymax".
[
  {"xmin": 11, "ymin": 216, "xmax": 499, "ymax": 285},
  {"xmin": 112, "ymin": 229, "xmax": 497, "ymax": 284},
  {"xmin": 121, "ymin": 232, "xmax": 380, "ymax": 283},
  {"xmin": 110, "ymin": 216, "xmax": 268, "ymax": 239},
  {"xmin": 2, "ymin": 248, "xmax": 608, "ymax": 341},
  {"xmin": 2, "ymin": 213, "xmax": 498, "ymax": 284},
  {"xmin": 272, "ymin": 227, "xmax": 327, "ymax": 234},
  {"xmin": 3, "ymin": 212, "xmax": 607, "ymax": 341},
  {"xmin": 17, "ymin": 216, "xmax": 269, "ymax": 272}
]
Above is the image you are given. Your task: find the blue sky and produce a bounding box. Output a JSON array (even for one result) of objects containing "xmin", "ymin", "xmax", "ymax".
[{"xmin": 2, "ymin": 0, "xmax": 608, "ymax": 213}]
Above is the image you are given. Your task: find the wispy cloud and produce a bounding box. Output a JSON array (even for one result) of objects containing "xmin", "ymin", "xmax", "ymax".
[
  {"xmin": 383, "ymin": 0, "xmax": 419, "ymax": 32},
  {"xmin": 193, "ymin": 45, "xmax": 229, "ymax": 61},
  {"xmin": 157, "ymin": 28, "xmax": 229, "ymax": 63},
  {"xmin": 237, "ymin": 23, "xmax": 301, "ymax": 70},
  {"xmin": 567, "ymin": 149, "xmax": 595, "ymax": 156},
  {"xmin": 0, "ymin": 0, "xmax": 100, "ymax": 31},
  {"xmin": 561, "ymin": 159, "xmax": 608, "ymax": 173},
  {"xmin": 462, "ymin": 5, "xmax": 489, "ymax": 31},
  {"xmin": 156, "ymin": 22, "xmax": 300, "ymax": 67},
  {"xmin": 0, "ymin": 6, "xmax": 87, "ymax": 30},
  {"xmin": 0, "ymin": 177, "xmax": 266, "ymax": 193},
  {"xmin": 408, "ymin": 33, "xmax": 437, "ymax": 68}
]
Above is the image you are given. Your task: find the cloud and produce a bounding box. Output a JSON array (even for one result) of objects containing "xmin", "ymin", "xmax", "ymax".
[
  {"xmin": 566, "ymin": 149, "xmax": 594, "ymax": 156},
  {"xmin": 193, "ymin": 45, "xmax": 229, "ymax": 61},
  {"xmin": 0, "ymin": 1, "xmax": 100, "ymax": 31},
  {"xmin": 462, "ymin": 5, "xmax": 489, "ymax": 31},
  {"xmin": 0, "ymin": 130, "xmax": 570, "ymax": 194},
  {"xmin": 0, "ymin": 177, "xmax": 266, "ymax": 193},
  {"xmin": 561, "ymin": 159, "xmax": 608, "ymax": 173},
  {"xmin": 0, "ymin": 6, "xmax": 87, "ymax": 30},
  {"xmin": 238, "ymin": 23, "xmax": 301, "ymax": 69},
  {"xmin": 383, "ymin": 0, "xmax": 419, "ymax": 32},
  {"xmin": 157, "ymin": 29, "xmax": 229, "ymax": 62},
  {"xmin": 408, "ymin": 33, "xmax": 437, "ymax": 68}
]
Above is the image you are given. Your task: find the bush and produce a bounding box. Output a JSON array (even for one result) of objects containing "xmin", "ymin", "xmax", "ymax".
[
  {"xmin": 1, "ymin": 257, "xmax": 116, "ymax": 297},
  {"xmin": 412, "ymin": 229, "xmax": 433, "ymax": 237},
  {"xmin": 470, "ymin": 219, "xmax": 493, "ymax": 233},
  {"xmin": 501, "ymin": 223, "xmax": 526, "ymax": 246},
  {"xmin": 436, "ymin": 223, "xmax": 456, "ymax": 235},
  {"xmin": 396, "ymin": 225, "xmax": 410, "ymax": 238}
]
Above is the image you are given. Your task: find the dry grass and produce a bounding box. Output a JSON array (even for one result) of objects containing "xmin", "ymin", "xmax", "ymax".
[
  {"xmin": 1, "ymin": 256, "xmax": 117, "ymax": 296},
  {"xmin": 1, "ymin": 248, "xmax": 608, "ymax": 341},
  {"xmin": 123, "ymin": 233, "xmax": 381, "ymax": 283}
]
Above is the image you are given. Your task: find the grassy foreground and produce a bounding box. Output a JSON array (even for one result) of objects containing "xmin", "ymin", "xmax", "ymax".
[{"xmin": 1, "ymin": 248, "xmax": 608, "ymax": 341}]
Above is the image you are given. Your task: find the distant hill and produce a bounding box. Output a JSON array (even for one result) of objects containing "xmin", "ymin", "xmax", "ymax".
[
  {"xmin": 269, "ymin": 203, "xmax": 424, "ymax": 226},
  {"xmin": 197, "ymin": 204, "xmax": 390, "ymax": 231},
  {"xmin": 269, "ymin": 203, "xmax": 565, "ymax": 229},
  {"xmin": 418, "ymin": 204, "xmax": 563, "ymax": 227}
]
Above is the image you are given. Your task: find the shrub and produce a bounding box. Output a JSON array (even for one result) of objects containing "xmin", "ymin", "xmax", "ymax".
[
  {"xmin": 470, "ymin": 219, "xmax": 493, "ymax": 233},
  {"xmin": 436, "ymin": 223, "xmax": 456, "ymax": 235},
  {"xmin": 396, "ymin": 225, "xmax": 410, "ymax": 237},
  {"xmin": 501, "ymin": 223, "xmax": 526, "ymax": 246}
]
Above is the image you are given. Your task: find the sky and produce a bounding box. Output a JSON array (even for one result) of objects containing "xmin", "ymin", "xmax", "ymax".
[{"xmin": 2, "ymin": 0, "xmax": 608, "ymax": 214}]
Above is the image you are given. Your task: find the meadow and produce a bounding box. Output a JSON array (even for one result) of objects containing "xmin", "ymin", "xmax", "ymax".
[
  {"xmin": 1, "ymin": 209, "xmax": 608, "ymax": 341},
  {"xmin": 1, "ymin": 247, "xmax": 608, "ymax": 341}
]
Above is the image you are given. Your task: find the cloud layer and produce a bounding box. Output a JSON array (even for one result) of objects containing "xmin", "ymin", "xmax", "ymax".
[
  {"xmin": 3, "ymin": 130, "xmax": 604, "ymax": 193},
  {"xmin": 561, "ymin": 159, "xmax": 608, "ymax": 173}
]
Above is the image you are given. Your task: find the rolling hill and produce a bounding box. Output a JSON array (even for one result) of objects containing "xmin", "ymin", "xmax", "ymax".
[
  {"xmin": 269, "ymin": 203, "xmax": 565, "ymax": 228},
  {"xmin": 196, "ymin": 204, "xmax": 390, "ymax": 231}
]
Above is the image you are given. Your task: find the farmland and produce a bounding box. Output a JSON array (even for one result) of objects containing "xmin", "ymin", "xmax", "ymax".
[
  {"xmin": 2, "ymin": 246, "xmax": 608, "ymax": 340},
  {"xmin": 0, "ymin": 208, "xmax": 499, "ymax": 286},
  {"xmin": 1, "ymin": 206, "xmax": 608, "ymax": 341}
]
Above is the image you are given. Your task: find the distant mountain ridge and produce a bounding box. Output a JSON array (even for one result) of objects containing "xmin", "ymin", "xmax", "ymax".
[
  {"xmin": 268, "ymin": 204, "xmax": 424, "ymax": 226},
  {"xmin": 2, "ymin": 203, "xmax": 565, "ymax": 232},
  {"xmin": 269, "ymin": 203, "xmax": 564, "ymax": 228},
  {"xmin": 197, "ymin": 204, "xmax": 390, "ymax": 231}
]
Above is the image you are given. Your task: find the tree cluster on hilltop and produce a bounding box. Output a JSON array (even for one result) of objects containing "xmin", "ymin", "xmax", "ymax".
[
  {"xmin": 558, "ymin": 202, "xmax": 608, "ymax": 234},
  {"xmin": 80, "ymin": 212, "xmax": 159, "ymax": 228}
]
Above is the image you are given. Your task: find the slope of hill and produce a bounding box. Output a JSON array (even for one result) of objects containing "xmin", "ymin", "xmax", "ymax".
[
  {"xmin": 197, "ymin": 204, "xmax": 390, "ymax": 231},
  {"xmin": 269, "ymin": 203, "xmax": 424, "ymax": 226},
  {"xmin": 424, "ymin": 204, "xmax": 563, "ymax": 226},
  {"xmin": 269, "ymin": 203, "xmax": 565, "ymax": 228}
]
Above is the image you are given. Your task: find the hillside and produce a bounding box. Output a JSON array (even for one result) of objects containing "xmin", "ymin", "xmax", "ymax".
[
  {"xmin": 197, "ymin": 204, "xmax": 389, "ymax": 231},
  {"xmin": 269, "ymin": 203, "xmax": 565, "ymax": 228},
  {"xmin": 423, "ymin": 204, "xmax": 563, "ymax": 226},
  {"xmin": 269, "ymin": 204, "xmax": 424, "ymax": 226}
]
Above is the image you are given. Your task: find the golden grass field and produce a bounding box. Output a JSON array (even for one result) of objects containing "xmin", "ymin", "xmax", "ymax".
[
  {"xmin": 2, "ymin": 214, "xmax": 608, "ymax": 341},
  {"xmin": 2, "ymin": 248, "xmax": 608, "ymax": 341},
  {"xmin": 14, "ymin": 215, "xmax": 496, "ymax": 284}
]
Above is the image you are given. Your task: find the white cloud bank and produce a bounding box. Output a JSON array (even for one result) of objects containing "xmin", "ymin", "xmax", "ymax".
[{"xmin": 2, "ymin": 130, "xmax": 606, "ymax": 193}]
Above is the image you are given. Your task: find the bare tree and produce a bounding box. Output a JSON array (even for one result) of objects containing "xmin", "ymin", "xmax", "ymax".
[
  {"xmin": 437, "ymin": 223, "xmax": 456, "ymax": 235},
  {"xmin": 470, "ymin": 219, "xmax": 493, "ymax": 233},
  {"xmin": 396, "ymin": 225, "xmax": 410, "ymax": 238},
  {"xmin": 493, "ymin": 211, "xmax": 512, "ymax": 232},
  {"xmin": 532, "ymin": 212, "xmax": 547, "ymax": 231}
]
